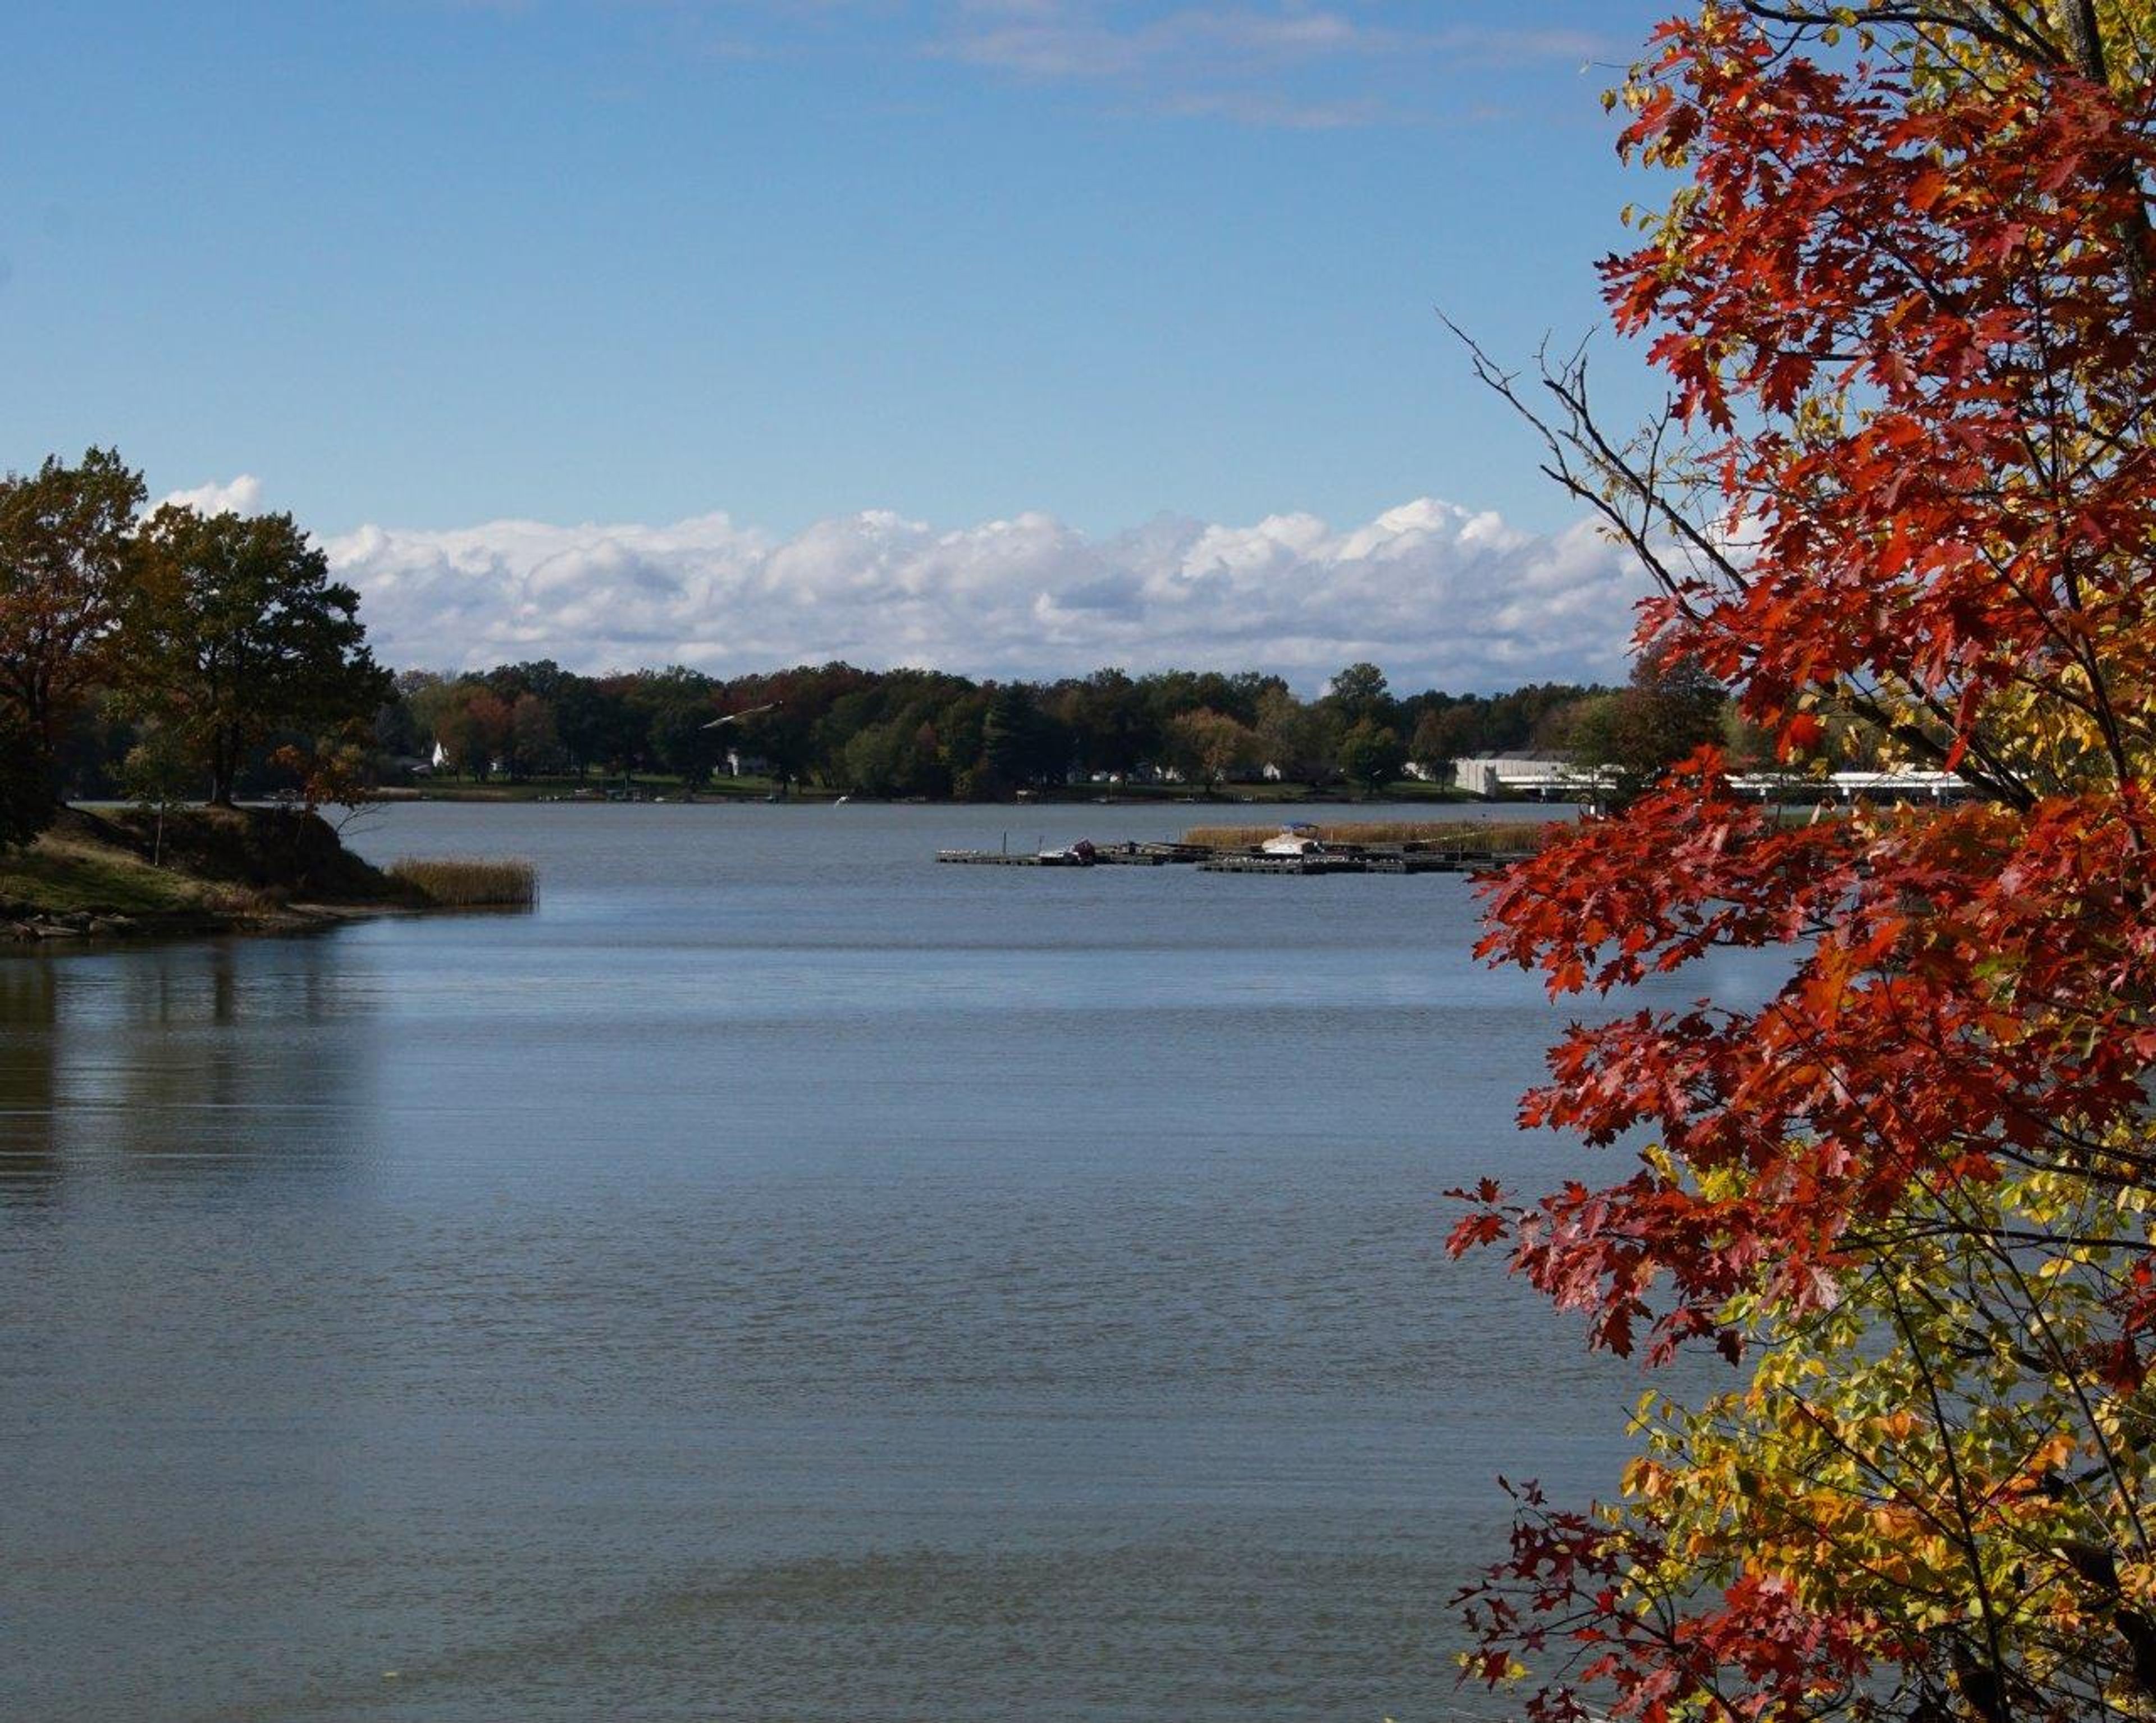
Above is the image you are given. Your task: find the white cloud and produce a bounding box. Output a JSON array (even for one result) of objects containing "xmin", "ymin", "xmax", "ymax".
[
  {"xmin": 928, "ymin": 3, "xmax": 1611, "ymax": 126},
  {"xmin": 158, "ymin": 474, "xmax": 262, "ymax": 515},
  {"xmin": 326, "ymin": 496, "xmax": 1648, "ymax": 692}
]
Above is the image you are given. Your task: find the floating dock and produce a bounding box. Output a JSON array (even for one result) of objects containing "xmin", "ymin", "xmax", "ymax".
[
  {"xmin": 1197, "ymin": 852, "xmax": 1359, "ymax": 875},
  {"xmin": 937, "ymin": 840, "xmax": 1533, "ymax": 875},
  {"xmin": 936, "ymin": 849, "xmax": 1092, "ymax": 867}
]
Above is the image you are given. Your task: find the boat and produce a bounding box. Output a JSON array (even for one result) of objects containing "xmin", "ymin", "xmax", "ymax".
[{"xmin": 1259, "ymin": 822, "xmax": 1324, "ymax": 857}]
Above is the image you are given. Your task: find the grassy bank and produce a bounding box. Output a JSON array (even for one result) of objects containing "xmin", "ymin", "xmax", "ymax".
[{"xmin": 0, "ymin": 806, "xmax": 533, "ymax": 945}]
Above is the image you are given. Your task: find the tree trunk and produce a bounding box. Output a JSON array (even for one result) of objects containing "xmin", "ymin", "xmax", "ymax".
[{"xmin": 209, "ymin": 729, "xmax": 236, "ymax": 806}]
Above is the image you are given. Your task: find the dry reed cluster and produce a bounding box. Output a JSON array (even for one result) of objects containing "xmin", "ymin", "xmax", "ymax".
[{"xmin": 387, "ymin": 856, "xmax": 538, "ymax": 908}]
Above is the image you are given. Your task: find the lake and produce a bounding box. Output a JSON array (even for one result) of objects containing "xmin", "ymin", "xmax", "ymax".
[{"xmin": 0, "ymin": 801, "xmax": 1757, "ymax": 1722}]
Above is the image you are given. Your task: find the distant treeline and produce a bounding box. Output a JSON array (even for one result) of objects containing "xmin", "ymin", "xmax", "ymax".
[
  {"xmin": 356, "ymin": 660, "xmax": 1614, "ymax": 797},
  {"xmin": 53, "ymin": 657, "xmax": 1757, "ymax": 804}
]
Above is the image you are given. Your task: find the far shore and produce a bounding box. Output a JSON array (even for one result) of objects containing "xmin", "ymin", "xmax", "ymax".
[{"xmin": 371, "ymin": 775, "xmax": 1485, "ymax": 807}]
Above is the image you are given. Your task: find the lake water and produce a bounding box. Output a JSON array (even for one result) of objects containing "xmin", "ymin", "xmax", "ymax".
[{"xmin": 0, "ymin": 802, "xmax": 1760, "ymax": 1722}]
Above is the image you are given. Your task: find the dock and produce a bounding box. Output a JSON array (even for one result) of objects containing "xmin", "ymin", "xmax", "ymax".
[
  {"xmin": 1197, "ymin": 852, "xmax": 1360, "ymax": 875},
  {"xmin": 1093, "ymin": 841, "xmax": 1211, "ymax": 866},
  {"xmin": 937, "ymin": 839, "xmax": 1535, "ymax": 875},
  {"xmin": 936, "ymin": 849, "xmax": 1093, "ymax": 867}
]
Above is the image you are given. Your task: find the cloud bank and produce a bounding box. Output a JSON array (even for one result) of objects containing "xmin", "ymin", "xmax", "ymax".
[
  {"xmin": 318, "ymin": 496, "xmax": 1647, "ymax": 693},
  {"xmin": 158, "ymin": 474, "xmax": 262, "ymax": 515}
]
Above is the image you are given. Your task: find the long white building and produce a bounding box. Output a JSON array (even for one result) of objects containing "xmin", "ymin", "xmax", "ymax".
[{"xmin": 1452, "ymin": 753, "xmax": 1968, "ymax": 802}]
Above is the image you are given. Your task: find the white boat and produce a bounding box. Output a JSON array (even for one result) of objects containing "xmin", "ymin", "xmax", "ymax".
[{"xmin": 1260, "ymin": 823, "xmax": 1324, "ymax": 857}]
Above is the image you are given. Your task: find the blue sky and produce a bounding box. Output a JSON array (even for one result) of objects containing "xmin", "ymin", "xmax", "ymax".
[{"xmin": 0, "ymin": 1, "xmax": 1678, "ymax": 687}]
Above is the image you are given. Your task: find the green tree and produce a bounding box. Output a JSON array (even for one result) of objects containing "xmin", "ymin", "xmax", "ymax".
[
  {"xmin": 1559, "ymin": 652, "xmax": 1727, "ymax": 810},
  {"xmin": 124, "ymin": 506, "xmax": 390, "ymax": 805},
  {"xmin": 118, "ymin": 721, "xmax": 194, "ymax": 866},
  {"xmin": 1408, "ymin": 703, "xmax": 1477, "ymax": 785},
  {"xmin": 838, "ymin": 721, "xmax": 907, "ymax": 796},
  {"xmin": 1255, "ymin": 685, "xmax": 1342, "ymax": 788},
  {"xmin": 981, "ymin": 684, "xmax": 1062, "ymax": 789},
  {"xmin": 1336, "ymin": 719, "xmax": 1406, "ymax": 796},
  {"xmin": 1323, "ymin": 661, "xmax": 1394, "ymax": 729},
  {"xmin": 647, "ymin": 696, "xmax": 721, "ymax": 788}
]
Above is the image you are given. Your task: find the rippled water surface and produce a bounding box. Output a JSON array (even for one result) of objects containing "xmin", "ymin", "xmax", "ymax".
[{"xmin": 0, "ymin": 802, "xmax": 1758, "ymax": 1722}]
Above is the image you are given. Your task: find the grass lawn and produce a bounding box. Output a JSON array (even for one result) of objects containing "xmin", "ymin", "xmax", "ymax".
[{"xmin": 0, "ymin": 834, "xmax": 219, "ymax": 915}]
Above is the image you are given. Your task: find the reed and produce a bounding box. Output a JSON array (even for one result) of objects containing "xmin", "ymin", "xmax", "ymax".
[
  {"xmin": 1180, "ymin": 818, "xmax": 1557, "ymax": 851},
  {"xmin": 387, "ymin": 856, "xmax": 538, "ymax": 908}
]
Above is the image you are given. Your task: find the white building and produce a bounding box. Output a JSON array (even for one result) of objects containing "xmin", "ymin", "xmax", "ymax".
[{"xmin": 1451, "ymin": 755, "xmax": 1600, "ymax": 799}]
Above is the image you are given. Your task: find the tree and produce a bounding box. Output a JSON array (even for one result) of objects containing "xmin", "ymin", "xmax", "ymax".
[
  {"xmin": 0, "ymin": 447, "xmax": 145, "ymax": 776},
  {"xmin": 268, "ymin": 725, "xmax": 386, "ymax": 835},
  {"xmin": 1448, "ymin": 5, "xmax": 2156, "ymax": 1722},
  {"xmin": 1409, "ymin": 703, "xmax": 1478, "ymax": 786},
  {"xmin": 509, "ymin": 693, "xmax": 560, "ymax": 779},
  {"xmin": 1558, "ymin": 653, "xmax": 1727, "ymax": 811},
  {"xmin": 1165, "ymin": 706, "xmax": 1260, "ymax": 794},
  {"xmin": 1062, "ymin": 668, "xmax": 1158, "ymax": 778},
  {"xmin": 1257, "ymin": 685, "xmax": 1344, "ymax": 788},
  {"xmin": 118, "ymin": 722, "xmax": 193, "ymax": 866},
  {"xmin": 458, "ymin": 689, "xmax": 515, "ymax": 779},
  {"xmin": 1323, "ymin": 661, "xmax": 1394, "ymax": 729},
  {"xmin": 408, "ymin": 679, "xmax": 488, "ymax": 779},
  {"xmin": 981, "ymin": 684, "xmax": 1062, "ymax": 789},
  {"xmin": 646, "ymin": 694, "xmax": 720, "ymax": 788},
  {"xmin": 124, "ymin": 507, "xmax": 390, "ymax": 805},
  {"xmin": 1336, "ymin": 719, "xmax": 1406, "ymax": 797}
]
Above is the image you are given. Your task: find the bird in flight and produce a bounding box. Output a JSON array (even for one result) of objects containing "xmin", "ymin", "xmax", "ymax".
[{"xmin": 702, "ymin": 703, "xmax": 779, "ymax": 730}]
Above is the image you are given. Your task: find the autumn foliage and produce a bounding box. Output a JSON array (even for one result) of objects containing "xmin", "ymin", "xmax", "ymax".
[{"xmin": 1450, "ymin": 4, "xmax": 2156, "ymax": 1721}]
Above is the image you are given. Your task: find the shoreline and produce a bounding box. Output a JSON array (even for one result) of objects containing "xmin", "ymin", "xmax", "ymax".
[
  {"xmin": 368, "ymin": 780, "xmax": 1484, "ymax": 808},
  {"xmin": 0, "ymin": 806, "xmax": 527, "ymax": 952},
  {"xmin": 0, "ymin": 897, "xmax": 450, "ymax": 949}
]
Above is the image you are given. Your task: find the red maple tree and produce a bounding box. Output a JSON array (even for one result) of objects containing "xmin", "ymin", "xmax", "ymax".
[{"xmin": 1447, "ymin": 5, "xmax": 2156, "ymax": 1719}]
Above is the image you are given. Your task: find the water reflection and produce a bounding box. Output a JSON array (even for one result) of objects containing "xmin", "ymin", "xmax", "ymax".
[
  {"xmin": 0, "ymin": 937, "xmax": 381, "ymax": 1203},
  {"xmin": 0, "ymin": 959, "xmax": 58, "ymax": 1203}
]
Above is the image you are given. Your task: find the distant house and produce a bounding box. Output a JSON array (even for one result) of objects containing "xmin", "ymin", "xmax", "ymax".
[{"xmin": 725, "ymin": 747, "xmax": 773, "ymax": 778}]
